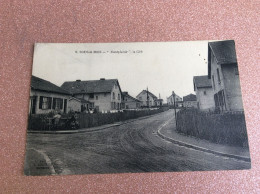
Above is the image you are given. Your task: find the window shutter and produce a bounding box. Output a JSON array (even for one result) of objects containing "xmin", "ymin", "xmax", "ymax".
[
  {"xmin": 48, "ymin": 97, "xmax": 52, "ymax": 109},
  {"xmin": 52, "ymin": 98, "xmax": 56, "ymax": 109},
  {"xmin": 39, "ymin": 96, "xmax": 43, "ymax": 109},
  {"xmin": 60, "ymin": 99, "xmax": 63, "ymax": 109}
]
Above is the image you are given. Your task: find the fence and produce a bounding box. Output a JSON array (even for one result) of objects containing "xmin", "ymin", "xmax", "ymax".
[
  {"xmin": 176, "ymin": 108, "xmax": 249, "ymax": 147},
  {"xmin": 28, "ymin": 108, "xmax": 167, "ymax": 131},
  {"xmin": 78, "ymin": 108, "xmax": 166, "ymax": 128}
]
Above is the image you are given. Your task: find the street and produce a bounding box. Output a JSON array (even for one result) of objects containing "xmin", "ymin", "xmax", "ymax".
[{"xmin": 25, "ymin": 110, "xmax": 250, "ymax": 175}]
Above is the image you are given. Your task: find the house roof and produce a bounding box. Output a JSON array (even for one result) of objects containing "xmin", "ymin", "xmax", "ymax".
[
  {"xmin": 136, "ymin": 90, "xmax": 158, "ymax": 99},
  {"xmin": 193, "ymin": 75, "xmax": 212, "ymax": 90},
  {"xmin": 69, "ymin": 97, "xmax": 90, "ymax": 104},
  {"xmin": 31, "ymin": 75, "xmax": 70, "ymax": 95},
  {"xmin": 183, "ymin": 94, "xmax": 197, "ymax": 102},
  {"xmin": 122, "ymin": 92, "xmax": 141, "ymax": 102},
  {"xmin": 208, "ymin": 40, "xmax": 237, "ymax": 77},
  {"xmin": 61, "ymin": 79, "xmax": 121, "ymax": 94},
  {"xmin": 168, "ymin": 91, "xmax": 181, "ymax": 100},
  {"xmin": 209, "ymin": 40, "xmax": 237, "ymax": 64}
]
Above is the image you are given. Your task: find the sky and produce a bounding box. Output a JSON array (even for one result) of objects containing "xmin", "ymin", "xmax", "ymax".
[{"xmin": 32, "ymin": 41, "xmax": 209, "ymax": 101}]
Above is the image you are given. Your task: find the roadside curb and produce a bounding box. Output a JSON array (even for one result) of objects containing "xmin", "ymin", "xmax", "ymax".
[
  {"xmin": 157, "ymin": 129, "xmax": 251, "ymax": 162},
  {"xmin": 28, "ymin": 111, "xmax": 167, "ymax": 134}
]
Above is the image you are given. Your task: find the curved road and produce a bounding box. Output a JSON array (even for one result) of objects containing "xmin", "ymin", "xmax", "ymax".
[{"xmin": 25, "ymin": 110, "xmax": 250, "ymax": 175}]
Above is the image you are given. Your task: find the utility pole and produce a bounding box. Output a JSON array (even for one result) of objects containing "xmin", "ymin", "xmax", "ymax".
[
  {"xmin": 147, "ymin": 87, "xmax": 149, "ymax": 107},
  {"xmin": 172, "ymin": 91, "xmax": 177, "ymax": 127}
]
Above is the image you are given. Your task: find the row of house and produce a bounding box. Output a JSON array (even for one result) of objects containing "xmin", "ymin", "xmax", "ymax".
[
  {"xmin": 29, "ymin": 76, "xmax": 163, "ymax": 114},
  {"xmin": 193, "ymin": 40, "xmax": 243, "ymax": 112},
  {"xmin": 166, "ymin": 91, "xmax": 197, "ymax": 109}
]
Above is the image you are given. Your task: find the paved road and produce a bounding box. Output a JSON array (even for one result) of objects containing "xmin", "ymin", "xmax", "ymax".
[{"xmin": 25, "ymin": 110, "xmax": 250, "ymax": 175}]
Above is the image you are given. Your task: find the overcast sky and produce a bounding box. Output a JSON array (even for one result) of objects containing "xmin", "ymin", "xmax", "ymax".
[{"xmin": 32, "ymin": 41, "xmax": 209, "ymax": 101}]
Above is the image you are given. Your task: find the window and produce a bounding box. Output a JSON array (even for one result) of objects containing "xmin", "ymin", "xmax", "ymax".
[
  {"xmin": 52, "ymin": 98, "xmax": 63, "ymax": 110},
  {"xmin": 112, "ymin": 92, "xmax": 115, "ymax": 99},
  {"xmin": 125, "ymin": 97, "xmax": 127, "ymax": 101},
  {"xmin": 39, "ymin": 96, "xmax": 52, "ymax": 110},
  {"xmin": 104, "ymin": 93, "xmax": 106, "ymax": 97},
  {"xmin": 118, "ymin": 94, "xmax": 120, "ymax": 100},
  {"xmin": 96, "ymin": 95, "xmax": 98, "ymax": 100},
  {"xmin": 89, "ymin": 93, "xmax": 94, "ymax": 98},
  {"xmin": 217, "ymin": 68, "xmax": 221, "ymax": 84},
  {"xmin": 139, "ymin": 96, "xmax": 142, "ymax": 100},
  {"xmin": 204, "ymin": 91, "xmax": 207, "ymax": 95}
]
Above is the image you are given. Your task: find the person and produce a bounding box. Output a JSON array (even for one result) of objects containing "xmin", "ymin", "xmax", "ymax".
[{"xmin": 53, "ymin": 112, "xmax": 61, "ymax": 127}]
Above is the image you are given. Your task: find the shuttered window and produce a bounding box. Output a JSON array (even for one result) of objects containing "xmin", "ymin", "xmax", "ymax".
[
  {"xmin": 39, "ymin": 96, "xmax": 52, "ymax": 110},
  {"xmin": 52, "ymin": 98, "xmax": 63, "ymax": 110}
]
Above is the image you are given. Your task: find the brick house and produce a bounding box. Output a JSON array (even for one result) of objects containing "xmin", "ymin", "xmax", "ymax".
[
  {"xmin": 193, "ymin": 75, "xmax": 215, "ymax": 111},
  {"xmin": 29, "ymin": 75, "xmax": 71, "ymax": 114},
  {"xmin": 208, "ymin": 40, "xmax": 243, "ymax": 112},
  {"xmin": 121, "ymin": 92, "xmax": 141, "ymax": 109},
  {"xmin": 183, "ymin": 94, "xmax": 197, "ymax": 108},
  {"xmin": 61, "ymin": 78, "xmax": 122, "ymax": 112},
  {"xmin": 136, "ymin": 90, "xmax": 158, "ymax": 107}
]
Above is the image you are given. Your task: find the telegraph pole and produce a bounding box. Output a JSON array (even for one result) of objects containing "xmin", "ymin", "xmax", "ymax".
[{"xmin": 172, "ymin": 91, "xmax": 177, "ymax": 127}]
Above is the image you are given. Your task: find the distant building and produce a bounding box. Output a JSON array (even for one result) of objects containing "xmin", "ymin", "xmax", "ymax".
[
  {"xmin": 155, "ymin": 94, "xmax": 163, "ymax": 107},
  {"xmin": 155, "ymin": 99, "xmax": 163, "ymax": 107},
  {"xmin": 136, "ymin": 89, "xmax": 158, "ymax": 107},
  {"xmin": 29, "ymin": 75, "xmax": 71, "ymax": 114},
  {"xmin": 193, "ymin": 75, "xmax": 215, "ymax": 111},
  {"xmin": 183, "ymin": 94, "xmax": 197, "ymax": 108},
  {"xmin": 167, "ymin": 91, "xmax": 182, "ymax": 107},
  {"xmin": 68, "ymin": 97, "xmax": 92, "ymax": 113},
  {"xmin": 61, "ymin": 78, "xmax": 122, "ymax": 112},
  {"xmin": 208, "ymin": 40, "xmax": 243, "ymax": 112},
  {"xmin": 121, "ymin": 92, "xmax": 141, "ymax": 109}
]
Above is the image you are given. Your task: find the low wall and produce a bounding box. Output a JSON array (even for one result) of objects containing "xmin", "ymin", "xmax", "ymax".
[{"xmin": 176, "ymin": 109, "xmax": 249, "ymax": 147}]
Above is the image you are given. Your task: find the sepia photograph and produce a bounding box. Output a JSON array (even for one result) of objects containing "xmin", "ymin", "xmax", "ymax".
[{"xmin": 24, "ymin": 40, "xmax": 251, "ymax": 176}]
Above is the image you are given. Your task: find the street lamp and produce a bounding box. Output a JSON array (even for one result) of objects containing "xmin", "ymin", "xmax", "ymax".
[{"xmin": 172, "ymin": 91, "xmax": 177, "ymax": 127}]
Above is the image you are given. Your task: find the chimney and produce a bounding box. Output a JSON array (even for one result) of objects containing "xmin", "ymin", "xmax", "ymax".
[{"xmin": 100, "ymin": 78, "xmax": 105, "ymax": 80}]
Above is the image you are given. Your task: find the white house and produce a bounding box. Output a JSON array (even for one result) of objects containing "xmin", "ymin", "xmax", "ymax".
[
  {"xmin": 61, "ymin": 78, "xmax": 122, "ymax": 112},
  {"xmin": 136, "ymin": 90, "xmax": 158, "ymax": 107},
  {"xmin": 29, "ymin": 75, "xmax": 71, "ymax": 115},
  {"xmin": 208, "ymin": 40, "xmax": 243, "ymax": 112},
  {"xmin": 193, "ymin": 75, "xmax": 215, "ymax": 111}
]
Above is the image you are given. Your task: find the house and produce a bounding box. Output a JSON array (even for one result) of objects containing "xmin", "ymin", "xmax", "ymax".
[
  {"xmin": 155, "ymin": 99, "xmax": 163, "ymax": 107},
  {"xmin": 208, "ymin": 40, "xmax": 243, "ymax": 112},
  {"xmin": 154, "ymin": 94, "xmax": 163, "ymax": 107},
  {"xmin": 29, "ymin": 75, "xmax": 71, "ymax": 114},
  {"xmin": 61, "ymin": 78, "xmax": 122, "ymax": 112},
  {"xmin": 68, "ymin": 97, "xmax": 92, "ymax": 113},
  {"xmin": 167, "ymin": 91, "xmax": 182, "ymax": 107},
  {"xmin": 136, "ymin": 89, "xmax": 158, "ymax": 107},
  {"xmin": 121, "ymin": 92, "xmax": 141, "ymax": 109},
  {"xmin": 193, "ymin": 75, "xmax": 215, "ymax": 111},
  {"xmin": 183, "ymin": 94, "xmax": 197, "ymax": 108}
]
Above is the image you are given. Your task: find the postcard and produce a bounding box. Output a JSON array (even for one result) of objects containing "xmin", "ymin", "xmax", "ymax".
[{"xmin": 24, "ymin": 40, "xmax": 251, "ymax": 176}]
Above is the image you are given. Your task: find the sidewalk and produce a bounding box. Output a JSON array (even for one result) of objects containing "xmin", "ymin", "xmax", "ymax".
[{"xmin": 157, "ymin": 118, "xmax": 251, "ymax": 162}]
